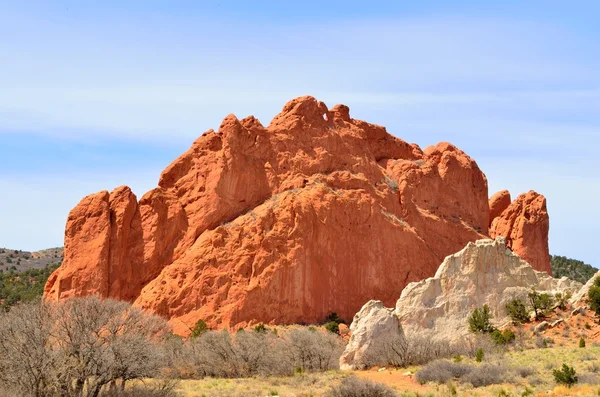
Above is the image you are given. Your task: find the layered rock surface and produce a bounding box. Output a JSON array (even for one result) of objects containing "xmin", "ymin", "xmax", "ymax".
[
  {"xmin": 341, "ymin": 237, "xmax": 581, "ymax": 369},
  {"xmin": 45, "ymin": 96, "xmax": 550, "ymax": 333}
]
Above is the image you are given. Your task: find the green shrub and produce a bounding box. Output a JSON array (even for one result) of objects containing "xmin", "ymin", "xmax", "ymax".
[
  {"xmin": 325, "ymin": 312, "xmax": 343, "ymax": 324},
  {"xmin": 580, "ymin": 338, "xmax": 586, "ymax": 348},
  {"xmin": 553, "ymin": 364, "xmax": 578, "ymax": 387},
  {"xmin": 528, "ymin": 290, "xmax": 554, "ymax": 321},
  {"xmin": 469, "ymin": 305, "xmax": 495, "ymax": 333},
  {"xmin": 476, "ymin": 348, "xmax": 484, "ymax": 363},
  {"xmin": 506, "ymin": 298, "xmax": 530, "ymax": 324},
  {"xmin": 491, "ymin": 329, "xmax": 515, "ymax": 345},
  {"xmin": 190, "ymin": 319, "xmax": 208, "ymax": 338},
  {"xmin": 254, "ymin": 323, "xmax": 268, "ymax": 333},
  {"xmin": 589, "ymin": 277, "xmax": 600, "ymax": 320},
  {"xmin": 325, "ymin": 321, "xmax": 340, "ymax": 334}
]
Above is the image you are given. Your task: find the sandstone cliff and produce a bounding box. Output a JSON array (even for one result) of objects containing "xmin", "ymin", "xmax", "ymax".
[{"xmin": 45, "ymin": 96, "xmax": 550, "ymax": 333}]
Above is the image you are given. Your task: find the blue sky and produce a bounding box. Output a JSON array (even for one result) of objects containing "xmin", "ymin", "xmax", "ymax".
[{"xmin": 1, "ymin": 1, "xmax": 599, "ymax": 266}]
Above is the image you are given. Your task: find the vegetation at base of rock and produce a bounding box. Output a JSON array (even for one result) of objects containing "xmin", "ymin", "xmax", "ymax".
[
  {"xmin": 0, "ymin": 263, "xmax": 59, "ymax": 311},
  {"xmin": 0, "ymin": 296, "xmax": 171, "ymax": 397},
  {"xmin": 0, "ymin": 298, "xmax": 348, "ymax": 396},
  {"xmin": 506, "ymin": 297, "xmax": 530, "ymax": 324},
  {"xmin": 469, "ymin": 305, "xmax": 495, "ymax": 333},
  {"xmin": 254, "ymin": 323, "xmax": 268, "ymax": 333},
  {"xmin": 327, "ymin": 375, "xmax": 397, "ymax": 397},
  {"xmin": 177, "ymin": 327, "xmax": 345, "ymax": 378},
  {"xmin": 553, "ymin": 364, "xmax": 578, "ymax": 387},
  {"xmin": 325, "ymin": 321, "xmax": 340, "ymax": 334},
  {"xmin": 551, "ymin": 255, "xmax": 598, "ymax": 284},
  {"xmin": 355, "ymin": 332, "xmax": 471, "ymax": 370},
  {"xmin": 528, "ymin": 290, "xmax": 555, "ymax": 321},
  {"xmin": 579, "ymin": 337, "xmax": 586, "ymax": 348},
  {"xmin": 491, "ymin": 329, "xmax": 515, "ymax": 345},
  {"xmin": 190, "ymin": 319, "xmax": 208, "ymax": 338},
  {"xmin": 588, "ymin": 277, "xmax": 600, "ymax": 319}
]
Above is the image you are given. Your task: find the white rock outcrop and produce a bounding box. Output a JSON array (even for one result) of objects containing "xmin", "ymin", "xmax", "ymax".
[
  {"xmin": 341, "ymin": 237, "xmax": 582, "ymax": 369},
  {"xmin": 396, "ymin": 237, "xmax": 580, "ymax": 342}
]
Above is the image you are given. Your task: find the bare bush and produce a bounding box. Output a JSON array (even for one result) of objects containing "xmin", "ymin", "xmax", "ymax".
[
  {"xmin": 578, "ymin": 373, "xmax": 600, "ymax": 385},
  {"xmin": 0, "ymin": 297, "xmax": 171, "ymax": 397},
  {"xmin": 415, "ymin": 360, "xmax": 472, "ymax": 384},
  {"xmin": 52, "ymin": 296, "xmax": 171, "ymax": 396},
  {"xmin": 515, "ymin": 366, "xmax": 536, "ymax": 378},
  {"xmin": 286, "ymin": 327, "xmax": 345, "ymax": 372},
  {"xmin": 0, "ymin": 300, "xmax": 57, "ymax": 397},
  {"xmin": 363, "ymin": 332, "xmax": 467, "ymax": 369},
  {"xmin": 462, "ymin": 364, "xmax": 510, "ymax": 387},
  {"xmin": 183, "ymin": 327, "xmax": 345, "ymax": 379},
  {"xmin": 327, "ymin": 375, "xmax": 397, "ymax": 397},
  {"xmin": 102, "ymin": 379, "xmax": 177, "ymax": 397}
]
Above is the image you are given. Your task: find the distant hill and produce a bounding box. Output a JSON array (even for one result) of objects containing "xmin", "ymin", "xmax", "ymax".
[
  {"xmin": 551, "ymin": 255, "xmax": 598, "ymax": 284},
  {"xmin": 0, "ymin": 264, "xmax": 60, "ymax": 311},
  {"xmin": 0, "ymin": 247, "xmax": 63, "ymax": 272}
]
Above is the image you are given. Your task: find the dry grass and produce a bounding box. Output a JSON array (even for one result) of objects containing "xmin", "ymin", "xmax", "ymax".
[
  {"xmin": 159, "ymin": 344, "xmax": 600, "ymax": 396},
  {"xmin": 153, "ymin": 372, "xmax": 350, "ymax": 397}
]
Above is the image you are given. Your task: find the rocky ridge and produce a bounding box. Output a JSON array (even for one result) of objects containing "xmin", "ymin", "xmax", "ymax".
[{"xmin": 44, "ymin": 96, "xmax": 552, "ymax": 333}]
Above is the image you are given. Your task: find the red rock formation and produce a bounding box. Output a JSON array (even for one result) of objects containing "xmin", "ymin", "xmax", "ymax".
[
  {"xmin": 44, "ymin": 96, "xmax": 549, "ymax": 333},
  {"xmin": 489, "ymin": 191, "xmax": 552, "ymax": 275},
  {"xmin": 489, "ymin": 190, "xmax": 512, "ymax": 227}
]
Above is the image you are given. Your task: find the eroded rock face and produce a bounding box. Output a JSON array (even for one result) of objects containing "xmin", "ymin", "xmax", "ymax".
[
  {"xmin": 44, "ymin": 96, "xmax": 550, "ymax": 333},
  {"xmin": 340, "ymin": 238, "xmax": 581, "ymax": 369},
  {"xmin": 490, "ymin": 191, "xmax": 552, "ymax": 275}
]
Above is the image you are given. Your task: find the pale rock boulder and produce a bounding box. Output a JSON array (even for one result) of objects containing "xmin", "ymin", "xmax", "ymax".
[
  {"xmin": 396, "ymin": 237, "xmax": 580, "ymax": 343},
  {"xmin": 339, "ymin": 300, "xmax": 403, "ymax": 370}
]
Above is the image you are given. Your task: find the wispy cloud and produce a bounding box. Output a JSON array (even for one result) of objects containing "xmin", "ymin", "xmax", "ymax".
[{"xmin": 0, "ymin": 5, "xmax": 599, "ymax": 265}]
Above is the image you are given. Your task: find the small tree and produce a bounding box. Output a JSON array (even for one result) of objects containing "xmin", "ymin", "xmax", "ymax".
[
  {"xmin": 553, "ymin": 364, "xmax": 577, "ymax": 387},
  {"xmin": 528, "ymin": 290, "xmax": 554, "ymax": 321},
  {"xmin": 579, "ymin": 337, "xmax": 586, "ymax": 348},
  {"xmin": 469, "ymin": 305, "xmax": 495, "ymax": 333},
  {"xmin": 505, "ymin": 297, "xmax": 530, "ymax": 324},
  {"xmin": 324, "ymin": 321, "xmax": 340, "ymax": 334},
  {"xmin": 191, "ymin": 319, "xmax": 209, "ymax": 338},
  {"xmin": 555, "ymin": 292, "xmax": 572, "ymax": 311}
]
